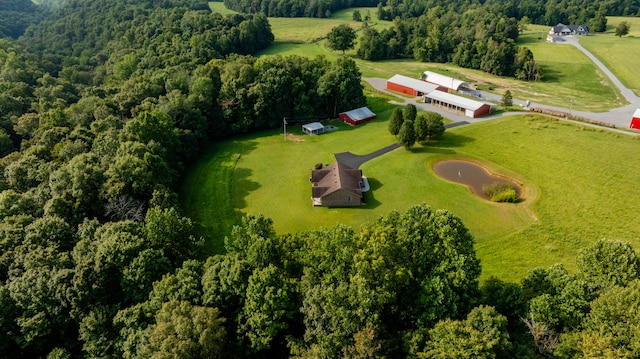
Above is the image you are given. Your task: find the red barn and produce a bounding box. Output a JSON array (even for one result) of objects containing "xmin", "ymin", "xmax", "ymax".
[
  {"xmin": 630, "ymin": 109, "xmax": 640, "ymax": 129},
  {"xmin": 386, "ymin": 74, "xmax": 438, "ymax": 96},
  {"xmin": 339, "ymin": 107, "xmax": 376, "ymax": 126}
]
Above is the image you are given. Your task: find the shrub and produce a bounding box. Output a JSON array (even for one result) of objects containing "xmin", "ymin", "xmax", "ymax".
[{"xmin": 482, "ymin": 182, "xmax": 519, "ymax": 203}]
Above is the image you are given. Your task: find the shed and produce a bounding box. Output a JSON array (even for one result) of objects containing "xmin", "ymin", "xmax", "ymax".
[
  {"xmin": 302, "ymin": 122, "xmax": 326, "ymax": 135},
  {"xmin": 422, "ymin": 71, "xmax": 471, "ymax": 92},
  {"xmin": 630, "ymin": 109, "xmax": 640, "ymax": 129},
  {"xmin": 425, "ymin": 90, "xmax": 493, "ymax": 118},
  {"xmin": 339, "ymin": 107, "xmax": 376, "ymax": 126},
  {"xmin": 310, "ymin": 162, "xmax": 363, "ymax": 207},
  {"xmin": 386, "ymin": 74, "xmax": 438, "ymax": 96}
]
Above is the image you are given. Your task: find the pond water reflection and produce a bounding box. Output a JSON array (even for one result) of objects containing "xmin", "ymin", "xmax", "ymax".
[{"xmin": 433, "ymin": 160, "xmax": 521, "ymax": 200}]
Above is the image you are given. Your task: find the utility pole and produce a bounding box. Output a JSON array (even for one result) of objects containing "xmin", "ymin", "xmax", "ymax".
[{"xmin": 283, "ymin": 118, "xmax": 287, "ymax": 141}]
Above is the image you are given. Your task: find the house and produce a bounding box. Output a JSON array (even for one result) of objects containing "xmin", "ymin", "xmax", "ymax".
[
  {"xmin": 310, "ymin": 162, "xmax": 364, "ymax": 207},
  {"xmin": 302, "ymin": 122, "xmax": 326, "ymax": 135},
  {"xmin": 549, "ymin": 23, "xmax": 589, "ymax": 37},
  {"xmin": 425, "ymin": 90, "xmax": 493, "ymax": 118},
  {"xmin": 386, "ymin": 74, "xmax": 438, "ymax": 97},
  {"xmin": 339, "ymin": 106, "xmax": 376, "ymax": 126},
  {"xmin": 422, "ymin": 71, "xmax": 472, "ymax": 92},
  {"xmin": 630, "ymin": 109, "xmax": 640, "ymax": 129}
]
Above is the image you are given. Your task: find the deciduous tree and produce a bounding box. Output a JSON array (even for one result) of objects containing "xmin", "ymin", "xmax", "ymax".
[
  {"xmin": 398, "ymin": 120, "xmax": 416, "ymax": 149},
  {"xmin": 388, "ymin": 107, "xmax": 404, "ymax": 136},
  {"xmin": 422, "ymin": 306, "xmax": 510, "ymax": 358},
  {"xmin": 615, "ymin": 21, "xmax": 630, "ymax": 37},
  {"xmin": 326, "ymin": 24, "xmax": 357, "ymax": 54},
  {"xmin": 142, "ymin": 300, "xmax": 226, "ymax": 359},
  {"xmin": 501, "ymin": 90, "xmax": 513, "ymax": 108}
]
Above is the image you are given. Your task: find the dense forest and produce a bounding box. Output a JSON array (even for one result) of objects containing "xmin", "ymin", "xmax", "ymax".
[
  {"xmin": 0, "ymin": 0, "xmax": 44, "ymax": 38},
  {"xmin": 1, "ymin": 0, "xmax": 640, "ymax": 357}
]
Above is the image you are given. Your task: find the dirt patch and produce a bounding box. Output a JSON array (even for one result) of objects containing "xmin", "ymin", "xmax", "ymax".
[{"xmin": 287, "ymin": 133, "xmax": 304, "ymax": 142}]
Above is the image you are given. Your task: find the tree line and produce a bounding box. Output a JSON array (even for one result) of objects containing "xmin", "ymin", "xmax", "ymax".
[
  {"xmin": 221, "ymin": 0, "xmax": 381, "ymax": 18},
  {"xmin": 377, "ymin": 0, "xmax": 613, "ymax": 30},
  {"xmin": 220, "ymin": 0, "xmax": 636, "ymax": 25}
]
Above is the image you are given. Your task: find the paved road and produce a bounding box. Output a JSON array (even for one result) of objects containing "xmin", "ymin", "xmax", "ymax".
[{"xmin": 365, "ymin": 37, "xmax": 640, "ymax": 132}]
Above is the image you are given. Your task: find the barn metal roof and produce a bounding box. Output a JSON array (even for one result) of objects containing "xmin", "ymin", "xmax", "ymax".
[
  {"xmin": 426, "ymin": 90, "xmax": 490, "ymax": 111},
  {"xmin": 340, "ymin": 106, "xmax": 375, "ymax": 121},
  {"xmin": 423, "ymin": 71, "xmax": 470, "ymax": 91},
  {"xmin": 388, "ymin": 74, "xmax": 438, "ymax": 94},
  {"xmin": 634, "ymin": 108, "xmax": 640, "ymax": 119},
  {"xmin": 302, "ymin": 122, "xmax": 325, "ymax": 131}
]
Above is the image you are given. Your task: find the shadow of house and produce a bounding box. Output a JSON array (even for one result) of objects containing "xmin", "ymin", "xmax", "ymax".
[{"xmin": 310, "ymin": 162, "xmax": 364, "ymax": 207}]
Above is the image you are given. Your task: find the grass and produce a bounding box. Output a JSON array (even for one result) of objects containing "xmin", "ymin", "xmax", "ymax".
[
  {"xmin": 208, "ymin": 1, "xmax": 240, "ymax": 15},
  {"xmin": 180, "ymin": 142, "xmax": 246, "ymax": 254},
  {"xmin": 513, "ymin": 25, "xmax": 625, "ymax": 111},
  {"xmin": 578, "ymin": 17, "xmax": 640, "ymax": 97},
  {"xmin": 181, "ymin": 90, "xmax": 640, "ymax": 282}
]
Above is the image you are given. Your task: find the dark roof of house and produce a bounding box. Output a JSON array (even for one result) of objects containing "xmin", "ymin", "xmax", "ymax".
[
  {"xmin": 311, "ymin": 162, "xmax": 362, "ymax": 199},
  {"xmin": 551, "ymin": 23, "xmax": 589, "ymax": 33}
]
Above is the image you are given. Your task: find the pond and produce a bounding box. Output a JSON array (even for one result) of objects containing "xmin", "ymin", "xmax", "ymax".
[{"xmin": 433, "ymin": 160, "xmax": 521, "ymax": 200}]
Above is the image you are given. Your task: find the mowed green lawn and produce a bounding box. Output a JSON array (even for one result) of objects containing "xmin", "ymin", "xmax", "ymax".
[
  {"xmin": 578, "ymin": 17, "xmax": 640, "ymax": 97},
  {"xmin": 515, "ymin": 25, "xmax": 625, "ymax": 111},
  {"xmin": 182, "ymin": 99, "xmax": 640, "ymax": 282}
]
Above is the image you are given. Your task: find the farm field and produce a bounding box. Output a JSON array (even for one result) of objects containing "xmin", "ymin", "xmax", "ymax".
[
  {"xmin": 182, "ymin": 97, "xmax": 640, "ymax": 281},
  {"xmin": 210, "ymin": 2, "xmax": 631, "ymax": 112},
  {"xmin": 579, "ymin": 16, "xmax": 640, "ymax": 97}
]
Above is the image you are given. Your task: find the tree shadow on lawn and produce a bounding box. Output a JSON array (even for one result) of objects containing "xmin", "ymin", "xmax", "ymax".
[
  {"xmin": 409, "ymin": 146, "xmax": 456, "ymax": 155},
  {"xmin": 426, "ymin": 132, "xmax": 476, "ymax": 148},
  {"xmin": 537, "ymin": 64, "xmax": 563, "ymax": 83},
  {"xmin": 517, "ymin": 35, "xmax": 548, "ymax": 45},
  {"xmin": 232, "ymin": 167, "xmax": 261, "ymax": 211},
  {"xmin": 361, "ymin": 177, "xmax": 382, "ymax": 209}
]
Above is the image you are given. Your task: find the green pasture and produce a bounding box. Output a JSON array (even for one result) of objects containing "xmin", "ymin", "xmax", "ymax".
[
  {"xmin": 208, "ymin": 2, "xmax": 239, "ymax": 15},
  {"xmin": 260, "ymin": 7, "xmax": 391, "ymax": 56},
  {"xmin": 605, "ymin": 16, "xmax": 640, "ymax": 37},
  {"xmin": 182, "ymin": 95, "xmax": 640, "ymax": 282},
  {"xmin": 578, "ymin": 17, "xmax": 640, "ymax": 97}
]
